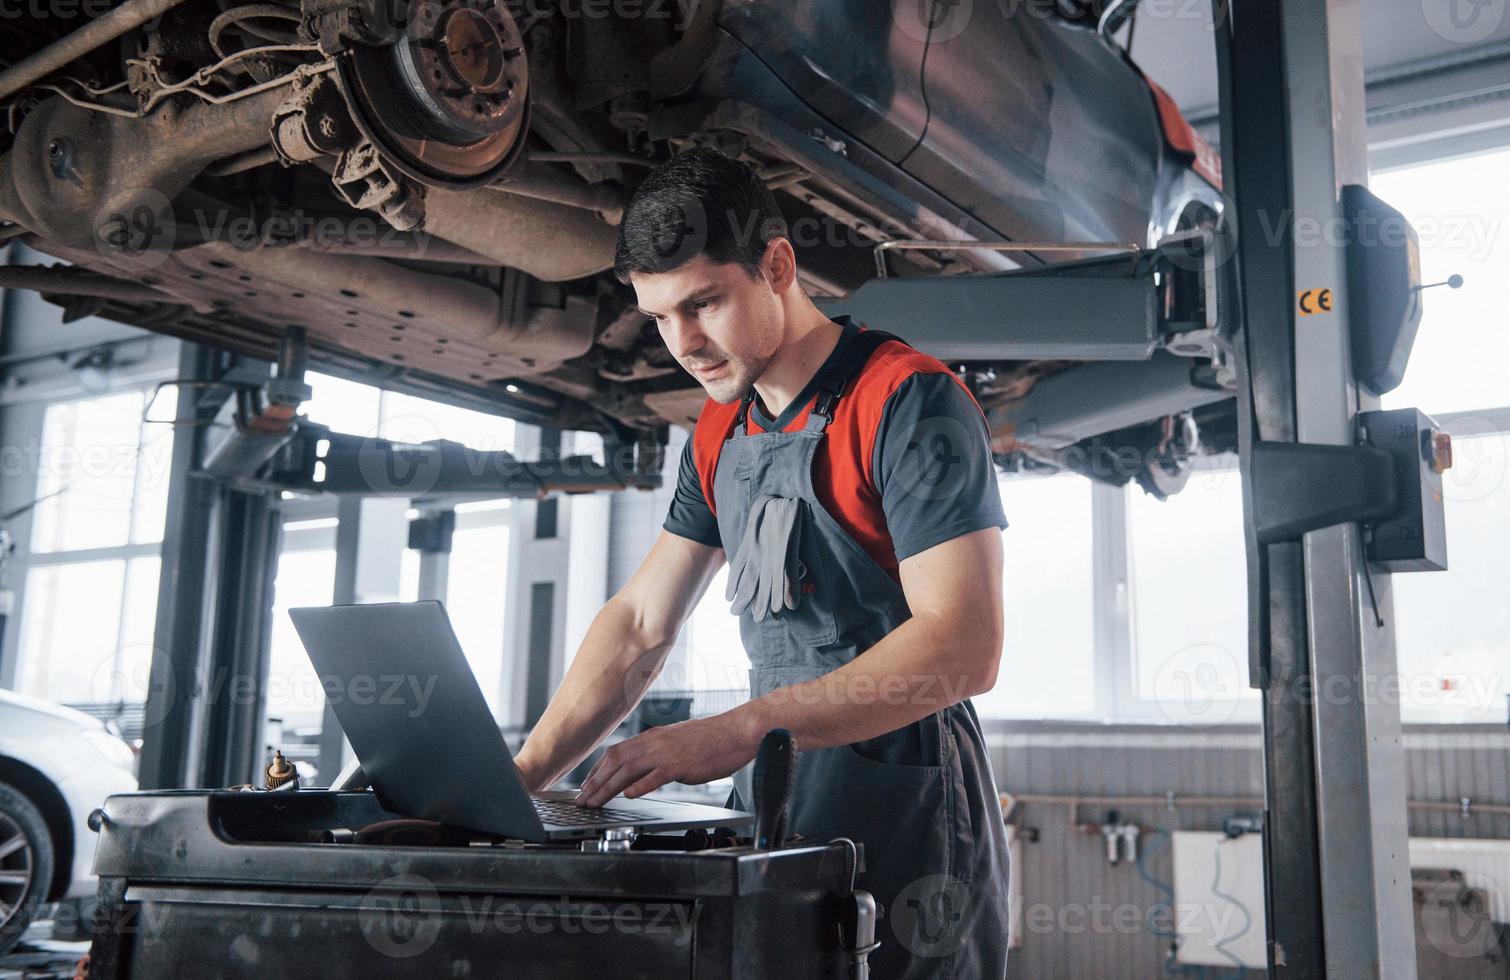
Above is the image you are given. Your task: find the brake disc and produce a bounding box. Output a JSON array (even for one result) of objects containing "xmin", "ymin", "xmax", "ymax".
[{"xmin": 335, "ymin": 0, "xmax": 529, "ymax": 188}]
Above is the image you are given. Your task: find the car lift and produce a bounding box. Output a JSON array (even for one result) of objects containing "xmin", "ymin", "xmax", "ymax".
[
  {"xmin": 133, "ymin": 0, "xmax": 1436, "ymax": 975},
  {"xmin": 1218, "ymin": 0, "xmax": 1423, "ymax": 975},
  {"xmin": 134, "ymin": 330, "xmax": 664, "ymax": 790},
  {"xmin": 833, "ymin": 1, "xmax": 1436, "ymax": 974}
]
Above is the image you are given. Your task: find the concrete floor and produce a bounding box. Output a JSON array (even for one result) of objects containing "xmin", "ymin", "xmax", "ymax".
[{"xmin": 1, "ymin": 914, "xmax": 90, "ymax": 980}]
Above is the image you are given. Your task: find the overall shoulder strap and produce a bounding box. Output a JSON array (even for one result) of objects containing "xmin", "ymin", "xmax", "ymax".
[
  {"xmin": 735, "ymin": 329, "xmax": 909, "ymax": 431},
  {"xmin": 810, "ymin": 329, "xmax": 906, "ymax": 422}
]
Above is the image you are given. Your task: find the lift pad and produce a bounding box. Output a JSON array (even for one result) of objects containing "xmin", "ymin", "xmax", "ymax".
[{"xmin": 1245, "ymin": 408, "xmax": 1449, "ymax": 574}]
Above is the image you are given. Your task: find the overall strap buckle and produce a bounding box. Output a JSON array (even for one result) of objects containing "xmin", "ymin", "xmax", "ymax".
[
  {"xmin": 810, "ymin": 329, "xmax": 905, "ymax": 423},
  {"xmin": 735, "ymin": 391, "xmax": 756, "ymax": 432}
]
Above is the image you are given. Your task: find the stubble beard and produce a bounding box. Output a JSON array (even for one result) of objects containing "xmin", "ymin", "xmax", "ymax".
[
  {"xmin": 702, "ymin": 358, "xmax": 761, "ymax": 405},
  {"xmin": 697, "ymin": 297, "xmax": 782, "ymax": 404}
]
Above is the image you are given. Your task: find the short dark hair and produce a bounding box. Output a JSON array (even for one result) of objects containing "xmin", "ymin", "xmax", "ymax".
[{"xmin": 613, "ymin": 148, "xmax": 788, "ymax": 284}]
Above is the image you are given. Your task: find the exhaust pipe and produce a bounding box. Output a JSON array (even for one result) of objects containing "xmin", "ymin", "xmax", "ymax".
[{"xmin": 422, "ymin": 187, "xmax": 617, "ymax": 282}]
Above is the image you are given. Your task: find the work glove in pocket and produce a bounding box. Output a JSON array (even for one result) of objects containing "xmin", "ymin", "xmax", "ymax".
[{"xmin": 726, "ymin": 495, "xmax": 806, "ymax": 622}]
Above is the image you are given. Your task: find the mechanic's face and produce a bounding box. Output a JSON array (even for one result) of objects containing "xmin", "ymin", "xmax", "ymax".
[{"xmin": 632, "ymin": 252, "xmax": 784, "ymax": 404}]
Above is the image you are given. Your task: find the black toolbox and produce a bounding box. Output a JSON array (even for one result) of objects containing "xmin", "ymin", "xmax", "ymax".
[{"xmin": 84, "ymin": 790, "xmax": 859, "ymax": 978}]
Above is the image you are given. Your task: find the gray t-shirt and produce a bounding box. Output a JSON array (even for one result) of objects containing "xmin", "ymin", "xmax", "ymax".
[{"xmin": 664, "ymin": 324, "xmax": 1006, "ymax": 575}]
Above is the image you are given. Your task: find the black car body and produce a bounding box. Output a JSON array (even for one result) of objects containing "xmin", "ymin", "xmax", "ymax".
[{"xmin": 0, "ymin": 0, "xmax": 1226, "ymax": 489}]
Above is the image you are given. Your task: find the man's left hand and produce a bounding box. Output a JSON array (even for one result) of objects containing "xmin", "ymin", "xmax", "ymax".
[{"xmin": 575, "ymin": 711, "xmax": 759, "ymax": 808}]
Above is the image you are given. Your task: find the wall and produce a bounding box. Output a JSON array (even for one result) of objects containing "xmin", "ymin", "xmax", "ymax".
[{"xmin": 991, "ymin": 726, "xmax": 1510, "ymax": 979}]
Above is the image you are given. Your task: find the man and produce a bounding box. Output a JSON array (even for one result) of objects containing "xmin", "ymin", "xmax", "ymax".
[{"xmin": 514, "ymin": 149, "xmax": 1010, "ymax": 977}]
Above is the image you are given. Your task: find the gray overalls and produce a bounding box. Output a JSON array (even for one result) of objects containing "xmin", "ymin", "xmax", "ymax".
[{"xmin": 716, "ymin": 331, "xmax": 1011, "ymax": 979}]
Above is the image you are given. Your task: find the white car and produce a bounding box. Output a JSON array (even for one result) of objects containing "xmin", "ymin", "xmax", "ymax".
[{"xmin": 0, "ymin": 688, "xmax": 138, "ymax": 954}]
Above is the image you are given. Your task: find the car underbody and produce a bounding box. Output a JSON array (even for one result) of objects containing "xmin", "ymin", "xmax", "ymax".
[{"xmin": 0, "ymin": 0, "xmax": 1231, "ymax": 496}]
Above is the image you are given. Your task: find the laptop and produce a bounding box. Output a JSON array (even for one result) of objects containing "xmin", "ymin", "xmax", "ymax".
[{"xmin": 288, "ymin": 601, "xmax": 753, "ymax": 843}]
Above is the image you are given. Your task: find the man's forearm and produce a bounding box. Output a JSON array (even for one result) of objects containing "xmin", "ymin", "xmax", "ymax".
[
  {"xmin": 728, "ymin": 608, "xmax": 1000, "ymax": 754},
  {"xmin": 514, "ymin": 598, "xmax": 672, "ymax": 789},
  {"xmin": 575, "ymin": 606, "xmax": 1001, "ymax": 806},
  {"xmin": 574, "ymin": 529, "xmax": 1004, "ymax": 807}
]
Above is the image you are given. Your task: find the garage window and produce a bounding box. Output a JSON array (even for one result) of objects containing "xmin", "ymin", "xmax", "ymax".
[
  {"xmin": 439, "ymin": 514, "xmax": 511, "ymax": 719},
  {"xmin": 1370, "ymin": 146, "xmax": 1510, "ymax": 723},
  {"xmin": 969, "ymin": 148, "xmax": 1510, "ymax": 726},
  {"xmin": 28, "ymin": 388, "xmax": 175, "ymax": 554},
  {"xmin": 975, "ymin": 464, "xmax": 1258, "ymax": 725},
  {"xmin": 263, "ymin": 530, "xmax": 338, "ymax": 761},
  {"xmin": 15, "ymin": 387, "xmax": 174, "ymax": 707},
  {"xmin": 974, "ymin": 473, "xmax": 1097, "ymax": 720},
  {"xmin": 1372, "ymin": 148, "xmax": 1510, "ymax": 417},
  {"xmin": 1125, "ymin": 461, "xmax": 1257, "ymax": 725},
  {"xmin": 1391, "ymin": 425, "xmax": 1510, "ymax": 721},
  {"xmin": 683, "ymin": 564, "xmax": 753, "ymax": 697}
]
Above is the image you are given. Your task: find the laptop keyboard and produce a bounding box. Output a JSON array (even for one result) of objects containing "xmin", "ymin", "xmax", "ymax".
[{"xmin": 532, "ymin": 797, "xmax": 645, "ymax": 826}]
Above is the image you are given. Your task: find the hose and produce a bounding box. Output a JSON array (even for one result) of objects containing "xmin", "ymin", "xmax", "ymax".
[
  {"xmin": 1135, "ymin": 829, "xmax": 1177, "ymax": 938},
  {"xmin": 1209, "ymin": 839, "xmax": 1253, "ymax": 980},
  {"xmin": 1136, "ymin": 828, "xmax": 1210, "ymax": 975},
  {"xmin": 208, "ymin": 4, "xmax": 303, "ymax": 60}
]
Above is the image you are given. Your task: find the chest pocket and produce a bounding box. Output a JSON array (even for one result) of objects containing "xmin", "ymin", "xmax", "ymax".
[{"xmin": 726, "ymin": 469, "xmax": 839, "ymax": 651}]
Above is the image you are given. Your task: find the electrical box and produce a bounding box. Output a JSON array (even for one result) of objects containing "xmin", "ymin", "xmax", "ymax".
[{"xmin": 1359, "ymin": 407, "xmax": 1449, "ymax": 572}]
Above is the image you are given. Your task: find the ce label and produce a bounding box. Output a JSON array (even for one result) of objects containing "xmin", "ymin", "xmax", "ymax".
[{"xmin": 1298, "ymin": 287, "xmax": 1334, "ymax": 316}]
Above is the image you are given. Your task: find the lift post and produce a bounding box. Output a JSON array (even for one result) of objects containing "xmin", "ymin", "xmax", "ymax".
[
  {"xmin": 1216, "ymin": 0, "xmax": 1417, "ymax": 975},
  {"xmin": 137, "ymin": 343, "xmax": 284, "ymax": 790}
]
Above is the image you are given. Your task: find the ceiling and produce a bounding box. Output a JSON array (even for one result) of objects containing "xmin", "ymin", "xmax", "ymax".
[{"xmin": 1127, "ymin": 0, "xmax": 1510, "ymax": 125}]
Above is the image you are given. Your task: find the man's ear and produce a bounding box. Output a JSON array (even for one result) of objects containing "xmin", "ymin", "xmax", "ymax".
[{"xmin": 762, "ymin": 238, "xmax": 799, "ymax": 293}]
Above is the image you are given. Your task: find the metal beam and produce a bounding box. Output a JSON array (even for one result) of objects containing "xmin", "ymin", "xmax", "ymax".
[
  {"xmin": 987, "ymin": 353, "xmax": 1232, "ymax": 450},
  {"xmin": 823, "ymin": 256, "xmax": 1159, "ymax": 362},
  {"xmin": 0, "ymin": 0, "xmax": 193, "ymax": 103},
  {"xmin": 501, "ymin": 426, "xmax": 572, "ymax": 730},
  {"xmin": 137, "ymin": 344, "xmax": 220, "ymax": 790},
  {"xmin": 197, "ymin": 491, "xmax": 281, "ymax": 788},
  {"xmin": 1288, "ymin": 0, "xmax": 1417, "ymax": 971},
  {"xmin": 1218, "ymin": 0, "xmax": 1328, "ymax": 971},
  {"xmin": 260, "ymin": 427, "xmax": 661, "ymax": 498},
  {"xmin": 524, "ymin": 582, "xmax": 557, "ymax": 729},
  {"xmin": 1218, "ymin": 0, "xmax": 1416, "ymax": 975},
  {"xmin": 409, "ymin": 509, "xmax": 455, "ymax": 601},
  {"xmin": 140, "ymin": 347, "xmax": 289, "ymax": 791}
]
